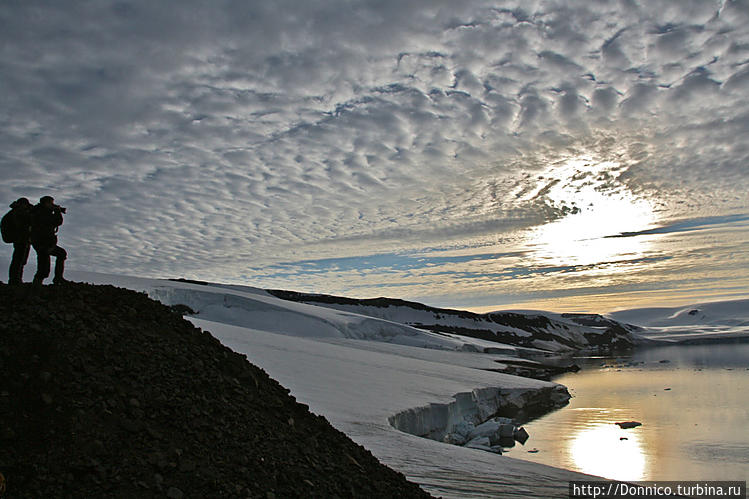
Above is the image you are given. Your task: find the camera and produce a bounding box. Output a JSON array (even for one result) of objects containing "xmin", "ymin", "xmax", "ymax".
[{"xmin": 55, "ymin": 205, "xmax": 67, "ymax": 214}]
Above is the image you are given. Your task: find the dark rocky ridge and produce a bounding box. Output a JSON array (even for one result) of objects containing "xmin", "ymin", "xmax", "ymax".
[{"xmin": 0, "ymin": 282, "xmax": 432, "ymax": 498}]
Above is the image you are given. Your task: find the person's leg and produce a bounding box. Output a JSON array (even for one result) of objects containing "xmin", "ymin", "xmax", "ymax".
[
  {"xmin": 33, "ymin": 246, "xmax": 51, "ymax": 285},
  {"xmin": 51, "ymin": 246, "xmax": 67, "ymax": 284},
  {"xmin": 8, "ymin": 241, "xmax": 29, "ymax": 284}
]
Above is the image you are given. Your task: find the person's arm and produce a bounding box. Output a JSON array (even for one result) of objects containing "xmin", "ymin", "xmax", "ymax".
[{"xmin": 52, "ymin": 207, "xmax": 63, "ymax": 227}]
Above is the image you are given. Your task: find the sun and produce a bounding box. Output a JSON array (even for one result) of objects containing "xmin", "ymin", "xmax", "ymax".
[{"xmin": 524, "ymin": 156, "xmax": 657, "ymax": 268}]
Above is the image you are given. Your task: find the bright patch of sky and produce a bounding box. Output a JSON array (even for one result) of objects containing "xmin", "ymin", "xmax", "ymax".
[{"xmin": 1, "ymin": 0, "xmax": 748, "ymax": 311}]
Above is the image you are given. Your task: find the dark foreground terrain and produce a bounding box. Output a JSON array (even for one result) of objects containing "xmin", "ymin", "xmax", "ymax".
[{"xmin": 0, "ymin": 282, "xmax": 432, "ymax": 498}]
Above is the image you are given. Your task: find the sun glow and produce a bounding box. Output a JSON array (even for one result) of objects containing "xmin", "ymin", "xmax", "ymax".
[{"xmin": 524, "ymin": 157, "xmax": 657, "ymax": 268}]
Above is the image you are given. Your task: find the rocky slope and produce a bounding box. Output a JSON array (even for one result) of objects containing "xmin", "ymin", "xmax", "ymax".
[{"xmin": 0, "ymin": 282, "xmax": 432, "ymax": 498}]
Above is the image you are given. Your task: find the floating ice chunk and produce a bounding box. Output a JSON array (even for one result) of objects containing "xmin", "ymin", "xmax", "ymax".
[
  {"xmin": 467, "ymin": 420, "xmax": 499, "ymax": 440},
  {"xmin": 615, "ymin": 421, "xmax": 642, "ymax": 429},
  {"xmin": 464, "ymin": 418, "xmax": 518, "ymax": 446},
  {"xmin": 464, "ymin": 436, "xmax": 502, "ymax": 454},
  {"xmin": 499, "ymin": 423, "xmax": 515, "ymax": 438},
  {"xmin": 443, "ymin": 420, "xmax": 475, "ymax": 445},
  {"xmin": 514, "ymin": 426, "xmax": 530, "ymax": 445}
]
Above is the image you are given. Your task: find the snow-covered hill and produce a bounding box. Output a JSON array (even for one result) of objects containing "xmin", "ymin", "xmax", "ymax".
[
  {"xmin": 266, "ymin": 289, "xmax": 639, "ymax": 353},
  {"xmin": 608, "ymin": 299, "xmax": 749, "ymax": 343}
]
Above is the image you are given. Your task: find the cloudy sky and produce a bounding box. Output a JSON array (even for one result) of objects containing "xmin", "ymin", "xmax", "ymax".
[{"xmin": 2, "ymin": 0, "xmax": 748, "ymax": 312}]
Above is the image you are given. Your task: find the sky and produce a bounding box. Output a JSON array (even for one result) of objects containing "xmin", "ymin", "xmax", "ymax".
[{"xmin": 1, "ymin": 0, "xmax": 748, "ymax": 313}]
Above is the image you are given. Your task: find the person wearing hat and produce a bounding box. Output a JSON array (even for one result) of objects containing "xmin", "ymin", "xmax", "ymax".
[
  {"xmin": 30, "ymin": 196, "xmax": 67, "ymax": 285},
  {"xmin": 2, "ymin": 197, "xmax": 33, "ymax": 284}
]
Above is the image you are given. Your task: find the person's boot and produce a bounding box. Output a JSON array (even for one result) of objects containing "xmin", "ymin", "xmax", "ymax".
[
  {"xmin": 8, "ymin": 266, "xmax": 22, "ymax": 285},
  {"xmin": 32, "ymin": 276, "xmax": 44, "ymax": 287},
  {"xmin": 53, "ymin": 259, "xmax": 66, "ymax": 284}
]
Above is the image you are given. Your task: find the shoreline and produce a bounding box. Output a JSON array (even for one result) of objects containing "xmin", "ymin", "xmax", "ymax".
[{"xmin": 517, "ymin": 342, "xmax": 749, "ymax": 485}]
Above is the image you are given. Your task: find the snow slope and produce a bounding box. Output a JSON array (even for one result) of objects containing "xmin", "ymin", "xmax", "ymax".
[
  {"xmin": 266, "ymin": 290, "xmax": 639, "ymax": 352},
  {"xmin": 67, "ymin": 271, "xmax": 592, "ymax": 497},
  {"xmin": 608, "ymin": 299, "xmax": 749, "ymax": 343}
]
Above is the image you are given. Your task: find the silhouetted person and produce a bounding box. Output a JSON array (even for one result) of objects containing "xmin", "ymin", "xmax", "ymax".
[
  {"xmin": 31, "ymin": 196, "xmax": 67, "ymax": 285},
  {"xmin": 2, "ymin": 198, "xmax": 33, "ymax": 284}
]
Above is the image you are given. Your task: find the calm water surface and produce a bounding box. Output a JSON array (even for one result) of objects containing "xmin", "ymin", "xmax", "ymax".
[{"xmin": 509, "ymin": 343, "xmax": 749, "ymax": 482}]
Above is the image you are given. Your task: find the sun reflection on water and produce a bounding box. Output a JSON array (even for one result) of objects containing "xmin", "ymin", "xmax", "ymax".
[{"xmin": 569, "ymin": 422, "xmax": 647, "ymax": 482}]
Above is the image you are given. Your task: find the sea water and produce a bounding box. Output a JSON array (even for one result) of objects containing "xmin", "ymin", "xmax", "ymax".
[{"xmin": 508, "ymin": 343, "xmax": 749, "ymax": 483}]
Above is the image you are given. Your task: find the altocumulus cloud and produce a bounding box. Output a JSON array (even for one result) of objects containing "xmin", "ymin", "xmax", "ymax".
[{"xmin": 1, "ymin": 0, "xmax": 748, "ymax": 309}]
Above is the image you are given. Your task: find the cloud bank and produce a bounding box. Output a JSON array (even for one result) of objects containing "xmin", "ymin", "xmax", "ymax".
[{"xmin": 1, "ymin": 0, "xmax": 748, "ymax": 310}]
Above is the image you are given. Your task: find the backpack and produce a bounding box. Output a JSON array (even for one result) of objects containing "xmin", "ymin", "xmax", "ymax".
[{"xmin": 1, "ymin": 210, "xmax": 18, "ymax": 243}]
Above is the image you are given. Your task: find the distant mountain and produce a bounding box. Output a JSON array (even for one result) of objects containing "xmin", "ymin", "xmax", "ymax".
[
  {"xmin": 266, "ymin": 290, "xmax": 640, "ymax": 353},
  {"xmin": 608, "ymin": 299, "xmax": 749, "ymax": 344}
]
